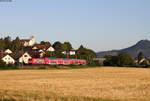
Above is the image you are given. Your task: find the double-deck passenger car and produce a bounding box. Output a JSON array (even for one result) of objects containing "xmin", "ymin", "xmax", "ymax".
[{"xmin": 28, "ymin": 58, "xmax": 87, "ymax": 65}]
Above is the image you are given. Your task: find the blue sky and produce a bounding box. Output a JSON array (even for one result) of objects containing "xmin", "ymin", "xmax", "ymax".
[{"xmin": 0, "ymin": 0, "xmax": 149, "ymax": 52}]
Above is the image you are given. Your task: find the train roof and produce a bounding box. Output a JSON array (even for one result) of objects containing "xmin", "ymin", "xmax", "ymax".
[
  {"xmin": 44, "ymin": 58, "xmax": 86, "ymax": 60},
  {"xmin": 31, "ymin": 58, "xmax": 86, "ymax": 61}
]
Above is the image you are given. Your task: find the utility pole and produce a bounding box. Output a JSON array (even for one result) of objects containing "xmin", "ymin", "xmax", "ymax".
[
  {"xmin": 21, "ymin": 47, "xmax": 24, "ymax": 69},
  {"xmin": 19, "ymin": 47, "xmax": 24, "ymax": 69}
]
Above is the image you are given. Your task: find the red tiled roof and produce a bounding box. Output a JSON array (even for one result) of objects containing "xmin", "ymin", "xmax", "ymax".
[
  {"xmin": 27, "ymin": 51, "xmax": 39, "ymax": 58},
  {"xmin": 20, "ymin": 39, "xmax": 30, "ymax": 42},
  {"xmin": 33, "ymin": 44, "xmax": 51, "ymax": 50}
]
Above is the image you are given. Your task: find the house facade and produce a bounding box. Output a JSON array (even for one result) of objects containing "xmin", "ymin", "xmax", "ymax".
[
  {"xmin": 69, "ymin": 49, "xmax": 76, "ymax": 55},
  {"xmin": 2, "ymin": 55, "xmax": 15, "ymax": 64},
  {"xmin": 20, "ymin": 36, "xmax": 36, "ymax": 47},
  {"xmin": 46, "ymin": 46, "xmax": 55, "ymax": 52},
  {"xmin": 32, "ymin": 44, "xmax": 55, "ymax": 52},
  {"xmin": 62, "ymin": 49, "xmax": 76, "ymax": 56},
  {"xmin": 18, "ymin": 52, "xmax": 32, "ymax": 64},
  {"xmin": 9, "ymin": 51, "xmax": 32, "ymax": 64}
]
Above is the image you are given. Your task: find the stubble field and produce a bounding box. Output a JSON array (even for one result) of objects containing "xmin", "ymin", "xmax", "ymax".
[{"xmin": 0, "ymin": 67, "xmax": 150, "ymax": 101}]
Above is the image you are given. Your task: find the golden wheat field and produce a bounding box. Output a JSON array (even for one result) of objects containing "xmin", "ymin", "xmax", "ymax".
[{"xmin": 0, "ymin": 67, "xmax": 150, "ymax": 101}]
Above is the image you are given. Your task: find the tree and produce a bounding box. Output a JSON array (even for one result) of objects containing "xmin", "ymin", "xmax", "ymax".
[
  {"xmin": 45, "ymin": 51, "xmax": 55, "ymax": 57},
  {"xmin": 40, "ymin": 41, "xmax": 51, "ymax": 46},
  {"xmin": 53, "ymin": 41, "xmax": 63, "ymax": 52},
  {"xmin": 0, "ymin": 38, "xmax": 5, "ymax": 49},
  {"xmin": 104, "ymin": 53, "xmax": 135, "ymax": 67},
  {"xmin": 52, "ymin": 41, "xmax": 65, "ymax": 57},
  {"xmin": 103, "ymin": 55, "xmax": 118, "ymax": 66},
  {"xmin": 0, "ymin": 60, "xmax": 6, "ymax": 68},
  {"xmin": 62, "ymin": 42, "xmax": 72, "ymax": 51},
  {"xmin": 4, "ymin": 36, "xmax": 11, "ymax": 49},
  {"xmin": 76, "ymin": 45, "xmax": 96, "ymax": 65},
  {"xmin": 76, "ymin": 45, "xmax": 87, "ymax": 59},
  {"xmin": 11, "ymin": 37, "xmax": 21, "ymax": 51},
  {"xmin": 117, "ymin": 53, "xmax": 135, "ymax": 67}
]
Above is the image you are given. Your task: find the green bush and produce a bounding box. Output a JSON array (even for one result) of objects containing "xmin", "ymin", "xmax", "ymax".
[
  {"xmin": 104, "ymin": 53, "xmax": 135, "ymax": 67},
  {"xmin": 0, "ymin": 60, "xmax": 18, "ymax": 70},
  {"xmin": 88, "ymin": 60, "xmax": 101, "ymax": 66}
]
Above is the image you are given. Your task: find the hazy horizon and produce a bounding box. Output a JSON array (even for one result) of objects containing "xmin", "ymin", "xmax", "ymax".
[{"xmin": 0, "ymin": 0, "xmax": 149, "ymax": 52}]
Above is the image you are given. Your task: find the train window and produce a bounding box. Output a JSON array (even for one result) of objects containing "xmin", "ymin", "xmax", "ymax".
[
  {"xmin": 39, "ymin": 60, "xmax": 43, "ymax": 63},
  {"xmin": 51, "ymin": 62, "xmax": 57, "ymax": 63}
]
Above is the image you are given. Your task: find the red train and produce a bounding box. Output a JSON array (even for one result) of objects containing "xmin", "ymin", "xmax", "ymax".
[{"xmin": 28, "ymin": 58, "xmax": 87, "ymax": 65}]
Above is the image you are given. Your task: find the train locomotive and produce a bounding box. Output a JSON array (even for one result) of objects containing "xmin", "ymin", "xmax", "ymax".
[{"xmin": 28, "ymin": 58, "xmax": 87, "ymax": 65}]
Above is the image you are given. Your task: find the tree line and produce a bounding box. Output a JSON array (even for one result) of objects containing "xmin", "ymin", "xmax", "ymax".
[{"xmin": 103, "ymin": 52, "xmax": 150, "ymax": 68}]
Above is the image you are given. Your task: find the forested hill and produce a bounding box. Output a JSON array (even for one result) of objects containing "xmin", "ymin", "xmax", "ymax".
[{"xmin": 97, "ymin": 40, "xmax": 150, "ymax": 58}]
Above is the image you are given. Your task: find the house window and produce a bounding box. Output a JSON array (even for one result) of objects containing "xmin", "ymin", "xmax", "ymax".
[{"xmin": 24, "ymin": 55, "xmax": 28, "ymax": 57}]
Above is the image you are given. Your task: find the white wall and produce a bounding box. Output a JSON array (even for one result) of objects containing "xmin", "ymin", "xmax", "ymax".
[
  {"xmin": 19, "ymin": 53, "xmax": 32, "ymax": 64},
  {"xmin": 47, "ymin": 47, "xmax": 55, "ymax": 52},
  {"xmin": 29, "ymin": 36, "xmax": 36, "ymax": 46},
  {"xmin": 2, "ymin": 55, "xmax": 15, "ymax": 64}
]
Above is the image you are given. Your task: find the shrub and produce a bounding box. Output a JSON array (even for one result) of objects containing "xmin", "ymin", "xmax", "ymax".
[
  {"xmin": 103, "ymin": 53, "xmax": 135, "ymax": 67},
  {"xmin": 0, "ymin": 60, "xmax": 18, "ymax": 70}
]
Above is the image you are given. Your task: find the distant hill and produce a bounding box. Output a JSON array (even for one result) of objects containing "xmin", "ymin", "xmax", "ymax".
[{"xmin": 97, "ymin": 40, "xmax": 150, "ymax": 58}]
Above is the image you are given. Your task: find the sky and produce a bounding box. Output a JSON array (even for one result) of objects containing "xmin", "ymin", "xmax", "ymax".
[{"xmin": 0, "ymin": 0, "xmax": 149, "ymax": 52}]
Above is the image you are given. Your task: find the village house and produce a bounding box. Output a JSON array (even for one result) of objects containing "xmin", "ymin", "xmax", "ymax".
[
  {"xmin": 39, "ymin": 52, "xmax": 45, "ymax": 58},
  {"xmin": 32, "ymin": 44, "xmax": 55, "ymax": 52},
  {"xmin": 28, "ymin": 50, "xmax": 45, "ymax": 58},
  {"xmin": 10, "ymin": 51, "xmax": 32, "ymax": 64},
  {"xmin": 20, "ymin": 36, "xmax": 36, "ymax": 47},
  {"xmin": 62, "ymin": 49, "xmax": 76, "ymax": 56},
  {"xmin": 1, "ymin": 54, "xmax": 15, "ymax": 64},
  {"xmin": 46, "ymin": 46, "xmax": 55, "ymax": 52},
  {"xmin": 0, "ymin": 49, "xmax": 13, "ymax": 54},
  {"xmin": 69, "ymin": 49, "xmax": 76, "ymax": 55},
  {"xmin": 19, "ymin": 52, "xmax": 32, "ymax": 64},
  {"xmin": 135, "ymin": 58, "xmax": 150, "ymax": 65},
  {"xmin": 4, "ymin": 49, "xmax": 13, "ymax": 54},
  {"xmin": 0, "ymin": 50, "xmax": 46, "ymax": 64}
]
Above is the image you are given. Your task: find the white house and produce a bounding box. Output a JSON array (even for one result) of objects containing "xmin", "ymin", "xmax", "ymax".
[
  {"xmin": 18, "ymin": 52, "xmax": 32, "ymax": 64},
  {"xmin": 4, "ymin": 49, "xmax": 13, "ymax": 54},
  {"xmin": 20, "ymin": 36, "xmax": 36, "ymax": 47},
  {"xmin": 10, "ymin": 51, "xmax": 32, "ymax": 64},
  {"xmin": 62, "ymin": 49, "xmax": 76, "ymax": 56},
  {"xmin": 46, "ymin": 46, "xmax": 55, "ymax": 52},
  {"xmin": 2, "ymin": 55, "xmax": 15, "ymax": 64},
  {"xmin": 69, "ymin": 49, "xmax": 76, "ymax": 55},
  {"xmin": 32, "ymin": 44, "xmax": 55, "ymax": 52}
]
